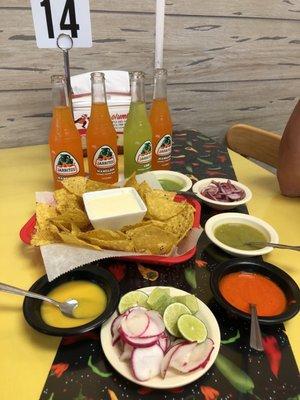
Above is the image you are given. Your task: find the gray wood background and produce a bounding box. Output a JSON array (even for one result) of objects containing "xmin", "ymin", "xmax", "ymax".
[{"xmin": 0, "ymin": 0, "xmax": 299, "ymax": 148}]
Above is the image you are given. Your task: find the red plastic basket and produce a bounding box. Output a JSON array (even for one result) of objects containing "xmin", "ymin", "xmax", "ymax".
[{"xmin": 20, "ymin": 194, "xmax": 201, "ymax": 266}]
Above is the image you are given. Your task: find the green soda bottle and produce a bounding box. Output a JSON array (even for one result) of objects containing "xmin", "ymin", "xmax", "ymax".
[{"xmin": 124, "ymin": 71, "xmax": 153, "ymax": 178}]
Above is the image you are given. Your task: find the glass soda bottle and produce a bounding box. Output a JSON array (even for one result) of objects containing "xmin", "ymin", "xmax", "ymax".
[
  {"xmin": 149, "ymin": 68, "xmax": 172, "ymax": 170},
  {"xmin": 49, "ymin": 75, "xmax": 85, "ymax": 189},
  {"xmin": 123, "ymin": 71, "xmax": 152, "ymax": 178},
  {"xmin": 86, "ymin": 72, "xmax": 118, "ymax": 183}
]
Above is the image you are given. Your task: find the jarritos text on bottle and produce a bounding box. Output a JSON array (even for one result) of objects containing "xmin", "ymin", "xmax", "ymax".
[
  {"xmin": 49, "ymin": 75, "xmax": 84, "ymax": 189},
  {"xmin": 86, "ymin": 72, "xmax": 118, "ymax": 183}
]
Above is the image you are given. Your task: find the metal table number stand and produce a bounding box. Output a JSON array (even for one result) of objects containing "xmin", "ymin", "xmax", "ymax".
[{"xmin": 56, "ymin": 33, "xmax": 74, "ymax": 118}]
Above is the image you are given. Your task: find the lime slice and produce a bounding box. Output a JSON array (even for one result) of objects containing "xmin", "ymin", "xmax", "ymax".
[
  {"xmin": 118, "ymin": 290, "xmax": 149, "ymax": 314},
  {"xmin": 147, "ymin": 287, "xmax": 170, "ymax": 308},
  {"xmin": 163, "ymin": 302, "xmax": 191, "ymax": 337},
  {"xmin": 177, "ymin": 314, "xmax": 207, "ymax": 343},
  {"xmin": 174, "ymin": 294, "xmax": 199, "ymax": 314}
]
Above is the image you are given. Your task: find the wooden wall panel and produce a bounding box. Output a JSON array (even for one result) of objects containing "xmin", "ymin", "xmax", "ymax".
[
  {"xmin": 1, "ymin": 80, "xmax": 297, "ymax": 149},
  {"xmin": 2, "ymin": 1, "xmax": 300, "ymax": 19},
  {"xmin": 0, "ymin": 1, "xmax": 299, "ymax": 148}
]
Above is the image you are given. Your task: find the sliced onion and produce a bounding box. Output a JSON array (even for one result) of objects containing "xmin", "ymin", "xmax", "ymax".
[
  {"xmin": 171, "ymin": 338, "xmax": 214, "ymax": 373},
  {"xmin": 158, "ymin": 332, "xmax": 170, "ymax": 353},
  {"xmin": 169, "ymin": 341, "xmax": 198, "ymax": 371},
  {"xmin": 201, "ymin": 179, "xmax": 245, "ymax": 202},
  {"xmin": 120, "ymin": 343, "xmax": 134, "ymax": 361},
  {"xmin": 160, "ymin": 342, "xmax": 184, "ymax": 379}
]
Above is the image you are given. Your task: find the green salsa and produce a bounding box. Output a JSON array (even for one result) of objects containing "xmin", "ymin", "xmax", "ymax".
[
  {"xmin": 158, "ymin": 178, "xmax": 184, "ymax": 191},
  {"xmin": 214, "ymin": 223, "xmax": 268, "ymax": 250}
]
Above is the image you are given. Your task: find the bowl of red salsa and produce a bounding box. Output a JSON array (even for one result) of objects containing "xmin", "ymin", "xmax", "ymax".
[{"xmin": 210, "ymin": 258, "xmax": 300, "ymax": 324}]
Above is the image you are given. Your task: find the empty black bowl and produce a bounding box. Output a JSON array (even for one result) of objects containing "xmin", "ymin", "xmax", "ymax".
[
  {"xmin": 210, "ymin": 258, "xmax": 300, "ymax": 324},
  {"xmin": 23, "ymin": 264, "xmax": 120, "ymax": 336}
]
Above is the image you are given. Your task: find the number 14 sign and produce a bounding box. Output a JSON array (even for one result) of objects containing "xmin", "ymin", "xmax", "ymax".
[{"xmin": 30, "ymin": 0, "xmax": 92, "ymax": 48}]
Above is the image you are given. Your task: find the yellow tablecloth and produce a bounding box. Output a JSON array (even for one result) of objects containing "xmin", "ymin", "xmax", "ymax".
[{"xmin": 0, "ymin": 144, "xmax": 299, "ymax": 399}]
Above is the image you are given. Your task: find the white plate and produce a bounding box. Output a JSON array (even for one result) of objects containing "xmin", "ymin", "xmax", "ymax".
[
  {"xmin": 151, "ymin": 170, "xmax": 193, "ymax": 192},
  {"xmin": 100, "ymin": 286, "xmax": 220, "ymax": 389}
]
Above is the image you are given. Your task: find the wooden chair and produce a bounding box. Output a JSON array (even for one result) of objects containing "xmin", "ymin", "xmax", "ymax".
[{"xmin": 226, "ymin": 124, "xmax": 281, "ymax": 168}]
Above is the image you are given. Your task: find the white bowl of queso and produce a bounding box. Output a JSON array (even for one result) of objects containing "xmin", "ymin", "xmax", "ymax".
[{"xmin": 83, "ymin": 187, "xmax": 147, "ymax": 231}]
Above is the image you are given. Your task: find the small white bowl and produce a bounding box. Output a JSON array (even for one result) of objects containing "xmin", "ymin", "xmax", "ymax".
[
  {"xmin": 83, "ymin": 187, "xmax": 147, "ymax": 231},
  {"xmin": 151, "ymin": 170, "xmax": 193, "ymax": 192},
  {"xmin": 192, "ymin": 178, "xmax": 252, "ymax": 210},
  {"xmin": 205, "ymin": 212, "xmax": 279, "ymax": 257}
]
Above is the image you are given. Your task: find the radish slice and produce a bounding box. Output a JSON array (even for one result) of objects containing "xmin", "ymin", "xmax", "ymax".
[
  {"xmin": 120, "ymin": 331, "xmax": 159, "ymax": 348},
  {"xmin": 139, "ymin": 310, "xmax": 165, "ymax": 338},
  {"xmin": 120, "ymin": 343, "xmax": 134, "ymax": 362},
  {"xmin": 131, "ymin": 344, "xmax": 164, "ymax": 381},
  {"xmin": 171, "ymin": 338, "xmax": 214, "ymax": 373},
  {"xmin": 160, "ymin": 342, "xmax": 185, "ymax": 378},
  {"xmin": 169, "ymin": 341, "xmax": 198, "ymax": 372},
  {"xmin": 126, "ymin": 306, "xmax": 148, "ymax": 314},
  {"xmin": 111, "ymin": 314, "xmax": 125, "ymax": 345},
  {"xmin": 121, "ymin": 309, "xmax": 150, "ymax": 338}
]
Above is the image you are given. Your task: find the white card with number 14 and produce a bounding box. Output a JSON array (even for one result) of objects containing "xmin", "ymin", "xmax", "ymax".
[{"xmin": 30, "ymin": 0, "xmax": 92, "ymax": 48}]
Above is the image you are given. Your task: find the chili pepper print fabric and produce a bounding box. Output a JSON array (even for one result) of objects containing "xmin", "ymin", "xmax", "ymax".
[{"xmin": 40, "ymin": 131, "xmax": 300, "ymax": 400}]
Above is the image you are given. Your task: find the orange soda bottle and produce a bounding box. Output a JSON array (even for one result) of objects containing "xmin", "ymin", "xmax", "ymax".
[
  {"xmin": 49, "ymin": 75, "xmax": 85, "ymax": 189},
  {"xmin": 149, "ymin": 68, "xmax": 173, "ymax": 170},
  {"xmin": 86, "ymin": 72, "xmax": 118, "ymax": 183}
]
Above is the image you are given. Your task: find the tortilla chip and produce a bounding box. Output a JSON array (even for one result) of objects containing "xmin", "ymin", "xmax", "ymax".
[
  {"xmin": 85, "ymin": 179, "xmax": 115, "ymax": 193},
  {"xmin": 35, "ymin": 203, "xmax": 58, "ymax": 229},
  {"xmin": 145, "ymin": 192, "xmax": 186, "ymax": 221},
  {"xmin": 71, "ymin": 223, "xmax": 81, "ymax": 235},
  {"xmin": 130, "ymin": 225, "xmax": 177, "ymax": 255},
  {"xmin": 124, "ymin": 173, "xmax": 139, "ymax": 191},
  {"xmin": 152, "ymin": 189, "xmax": 176, "ymax": 201},
  {"xmin": 54, "ymin": 188, "xmax": 82, "ymax": 213},
  {"xmin": 79, "ymin": 229, "xmax": 126, "ymax": 241},
  {"xmin": 84, "ymin": 237, "xmax": 134, "ymax": 252},
  {"xmin": 123, "ymin": 220, "xmax": 166, "ymax": 238},
  {"xmin": 54, "ymin": 208, "xmax": 90, "ymax": 230},
  {"xmin": 62, "ymin": 176, "xmax": 87, "ymax": 196},
  {"xmin": 31, "ymin": 223, "xmax": 61, "ymax": 246},
  {"xmin": 137, "ymin": 181, "xmax": 152, "ymax": 203},
  {"xmin": 57, "ymin": 232, "xmax": 101, "ymax": 250},
  {"xmin": 165, "ymin": 203, "xmax": 195, "ymax": 243}
]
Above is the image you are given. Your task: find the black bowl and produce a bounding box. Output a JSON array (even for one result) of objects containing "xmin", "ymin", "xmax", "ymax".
[
  {"xmin": 210, "ymin": 258, "xmax": 300, "ymax": 324},
  {"xmin": 23, "ymin": 264, "xmax": 120, "ymax": 336}
]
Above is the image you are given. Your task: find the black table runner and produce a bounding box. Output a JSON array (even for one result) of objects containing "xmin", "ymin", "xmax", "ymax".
[{"xmin": 40, "ymin": 131, "xmax": 300, "ymax": 400}]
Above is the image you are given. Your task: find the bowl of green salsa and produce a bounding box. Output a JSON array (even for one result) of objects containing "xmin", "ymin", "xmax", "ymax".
[
  {"xmin": 205, "ymin": 212, "xmax": 279, "ymax": 257},
  {"xmin": 151, "ymin": 170, "xmax": 193, "ymax": 192}
]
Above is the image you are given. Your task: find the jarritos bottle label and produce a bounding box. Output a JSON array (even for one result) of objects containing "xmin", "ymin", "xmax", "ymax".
[
  {"xmin": 135, "ymin": 141, "xmax": 152, "ymax": 166},
  {"xmin": 155, "ymin": 134, "xmax": 172, "ymax": 162},
  {"xmin": 54, "ymin": 151, "xmax": 80, "ymax": 177},
  {"xmin": 93, "ymin": 145, "xmax": 117, "ymax": 175}
]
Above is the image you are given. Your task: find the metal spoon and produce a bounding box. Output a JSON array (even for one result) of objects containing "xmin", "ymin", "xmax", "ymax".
[
  {"xmin": 0, "ymin": 282, "xmax": 78, "ymax": 318},
  {"xmin": 246, "ymin": 241, "xmax": 300, "ymax": 251},
  {"xmin": 249, "ymin": 303, "xmax": 264, "ymax": 351}
]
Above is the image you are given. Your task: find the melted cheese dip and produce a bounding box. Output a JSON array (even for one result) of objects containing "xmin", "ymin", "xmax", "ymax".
[{"xmin": 41, "ymin": 280, "xmax": 107, "ymax": 328}]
